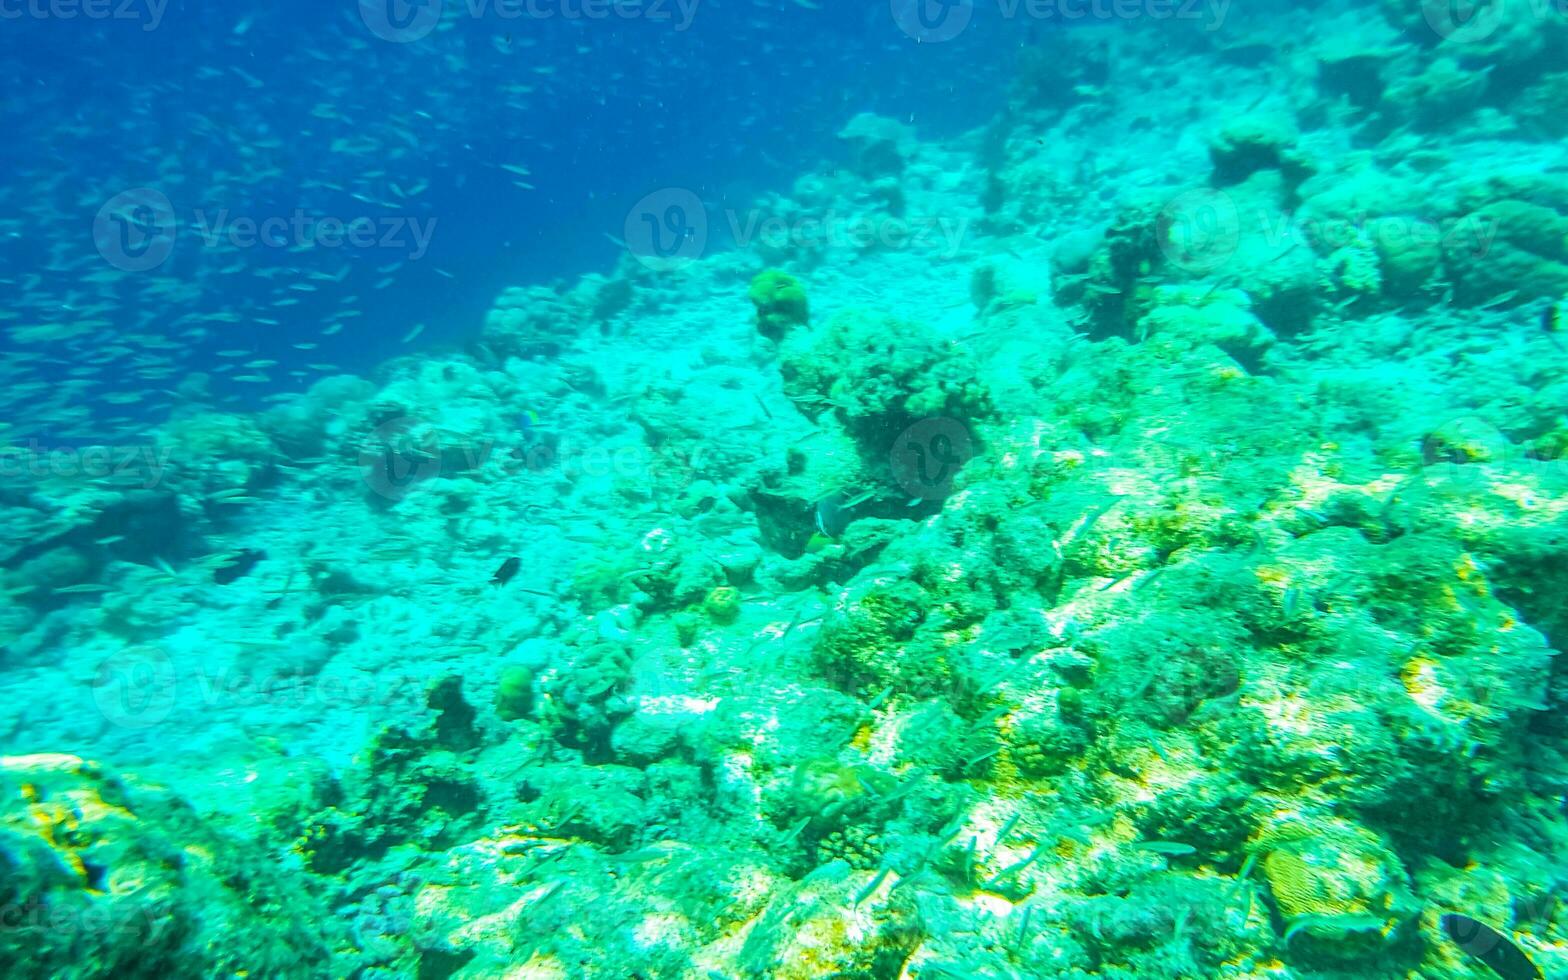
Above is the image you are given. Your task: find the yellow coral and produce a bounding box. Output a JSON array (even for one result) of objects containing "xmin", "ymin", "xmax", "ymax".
[
  {"xmin": 704, "ymin": 586, "xmax": 742, "ymax": 624},
  {"xmin": 1264, "ymin": 849, "xmax": 1374, "ymax": 920},
  {"xmin": 1401, "ymin": 657, "xmax": 1446, "ymax": 711},
  {"xmin": 1254, "ymin": 814, "xmax": 1413, "ymax": 949},
  {"xmin": 849, "ymin": 722, "xmax": 874, "ymax": 753}
]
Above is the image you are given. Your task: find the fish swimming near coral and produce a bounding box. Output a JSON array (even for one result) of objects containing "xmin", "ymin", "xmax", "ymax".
[
  {"xmin": 490, "ymin": 557, "xmax": 521, "ymax": 587},
  {"xmin": 815, "ymin": 487, "xmax": 877, "ymax": 538},
  {"xmin": 814, "ymin": 493, "xmax": 853, "ymax": 539},
  {"xmin": 1441, "ymin": 913, "xmax": 1543, "ymax": 980}
]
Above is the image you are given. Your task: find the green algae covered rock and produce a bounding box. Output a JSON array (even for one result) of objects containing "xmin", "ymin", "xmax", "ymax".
[
  {"xmin": 1052, "ymin": 193, "xmax": 1168, "ymax": 339},
  {"xmin": 813, "ymin": 572, "xmax": 933, "ymax": 696},
  {"xmin": 534, "ymin": 640, "xmax": 636, "ymax": 763},
  {"xmin": 493, "ymin": 664, "xmax": 535, "ymax": 722},
  {"xmin": 1061, "ymin": 873, "xmax": 1252, "ymax": 979},
  {"xmin": 608, "ymin": 708, "xmax": 689, "ymax": 768},
  {"xmin": 0, "ymin": 753, "xmax": 336, "ymax": 978},
  {"xmin": 748, "ymin": 268, "xmax": 810, "ymax": 341},
  {"xmin": 1062, "ymin": 177, "xmax": 1318, "ymax": 338},
  {"xmin": 1367, "ymin": 214, "xmax": 1444, "ymax": 301},
  {"xmin": 702, "ymin": 584, "xmax": 743, "ymax": 624},
  {"xmin": 780, "ymin": 309, "xmax": 991, "ymax": 439},
  {"xmin": 1136, "ymin": 285, "xmax": 1276, "ymax": 368},
  {"xmin": 1380, "ymin": 0, "xmax": 1568, "ymax": 71},
  {"xmin": 516, "ymin": 763, "xmax": 649, "ymax": 848},
  {"xmin": 1516, "ymin": 71, "xmax": 1568, "ymax": 140},
  {"xmin": 1382, "ymin": 56, "xmax": 1491, "ymax": 130},
  {"xmin": 300, "ymin": 679, "xmax": 484, "ymax": 874},
  {"xmin": 1003, "ymin": 693, "xmax": 1093, "ymax": 780},
  {"xmin": 1447, "ymin": 198, "xmax": 1568, "ymax": 307},
  {"xmin": 1208, "ymin": 113, "xmax": 1315, "ymax": 192}
]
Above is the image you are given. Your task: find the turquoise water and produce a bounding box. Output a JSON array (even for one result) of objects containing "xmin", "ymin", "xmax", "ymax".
[{"xmin": 2, "ymin": 1, "xmax": 1567, "ymax": 977}]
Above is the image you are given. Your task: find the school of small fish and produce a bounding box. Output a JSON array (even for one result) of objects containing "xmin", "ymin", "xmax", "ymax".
[{"xmin": 0, "ymin": 3, "xmax": 950, "ymax": 445}]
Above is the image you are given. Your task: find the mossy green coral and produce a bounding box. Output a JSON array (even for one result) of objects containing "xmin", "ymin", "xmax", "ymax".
[
  {"xmin": 749, "ymin": 269, "xmax": 810, "ymax": 340},
  {"xmin": 494, "ymin": 664, "xmax": 534, "ymax": 722},
  {"xmin": 703, "ymin": 585, "xmax": 743, "ymax": 624}
]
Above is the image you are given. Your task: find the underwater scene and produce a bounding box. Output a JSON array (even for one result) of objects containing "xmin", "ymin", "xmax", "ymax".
[{"xmin": 3, "ymin": 0, "xmax": 1568, "ymax": 977}]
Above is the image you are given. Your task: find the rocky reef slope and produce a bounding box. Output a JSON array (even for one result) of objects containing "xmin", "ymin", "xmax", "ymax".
[{"xmin": 2, "ymin": 2, "xmax": 1567, "ymax": 977}]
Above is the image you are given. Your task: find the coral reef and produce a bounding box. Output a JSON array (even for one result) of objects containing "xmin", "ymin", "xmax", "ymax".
[
  {"xmin": 748, "ymin": 269, "xmax": 811, "ymax": 342},
  {"xmin": 0, "ymin": 753, "xmax": 336, "ymax": 978},
  {"xmin": 5, "ymin": 6, "xmax": 1568, "ymax": 977}
]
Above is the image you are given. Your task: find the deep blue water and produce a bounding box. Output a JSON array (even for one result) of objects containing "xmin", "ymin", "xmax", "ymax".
[{"xmin": 0, "ymin": 0, "xmax": 1046, "ymax": 429}]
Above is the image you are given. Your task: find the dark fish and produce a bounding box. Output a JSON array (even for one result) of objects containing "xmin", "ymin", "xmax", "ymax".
[
  {"xmin": 1441, "ymin": 913, "xmax": 1543, "ymax": 980},
  {"xmin": 1542, "ymin": 301, "xmax": 1568, "ymax": 353},
  {"xmin": 814, "ymin": 488, "xmax": 876, "ymax": 538},
  {"xmin": 213, "ymin": 548, "xmax": 265, "ymax": 585},
  {"xmin": 490, "ymin": 557, "xmax": 521, "ymax": 587},
  {"xmin": 814, "ymin": 494, "xmax": 852, "ymax": 538}
]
